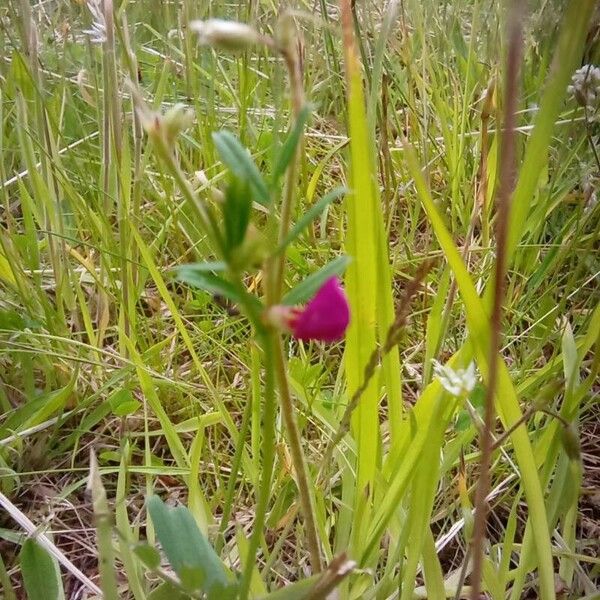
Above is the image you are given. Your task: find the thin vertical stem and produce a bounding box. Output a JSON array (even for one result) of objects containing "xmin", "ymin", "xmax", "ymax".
[
  {"xmin": 469, "ymin": 4, "xmax": 522, "ymax": 599},
  {"xmin": 261, "ymin": 19, "xmax": 322, "ymax": 573},
  {"xmin": 270, "ymin": 32, "xmax": 305, "ymax": 303},
  {"xmin": 239, "ymin": 332, "xmax": 278, "ymax": 600},
  {"xmin": 273, "ymin": 334, "xmax": 323, "ymax": 572}
]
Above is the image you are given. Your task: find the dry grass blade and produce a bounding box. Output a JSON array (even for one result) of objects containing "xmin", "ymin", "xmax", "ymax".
[
  {"xmin": 469, "ymin": 2, "xmax": 523, "ymax": 598},
  {"xmin": 306, "ymin": 553, "xmax": 357, "ymax": 600}
]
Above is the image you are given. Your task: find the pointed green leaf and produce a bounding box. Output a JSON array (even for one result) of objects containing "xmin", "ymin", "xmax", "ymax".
[
  {"xmin": 20, "ymin": 538, "xmax": 64, "ymax": 600},
  {"xmin": 147, "ymin": 496, "xmax": 231, "ymax": 594},
  {"xmin": 275, "ymin": 187, "xmax": 348, "ymax": 254},
  {"xmin": 133, "ymin": 544, "xmax": 161, "ymax": 570},
  {"xmin": 173, "ymin": 265, "xmax": 262, "ymax": 312},
  {"xmin": 282, "ymin": 256, "xmax": 351, "ymax": 306},
  {"xmin": 222, "ymin": 177, "xmax": 252, "ymax": 251},
  {"xmin": 272, "ymin": 104, "xmax": 313, "ymax": 185},
  {"xmin": 213, "ymin": 131, "xmax": 271, "ymax": 205},
  {"xmin": 109, "ymin": 389, "xmax": 141, "ymax": 417}
]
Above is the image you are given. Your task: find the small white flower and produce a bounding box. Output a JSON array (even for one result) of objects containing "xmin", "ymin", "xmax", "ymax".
[
  {"xmin": 189, "ymin": 19, "xmax": 262, "ymax": 51},
  {"xmin": 83, "ymin": 0, "xmax": 106, "ymax": 44},
  {"xmin": 568, "ymin": 65, "xmax": 600, "ymax": 111},
  {"xmin": 432, "ymin": 360, "xmax": 478, "ymax": 397}
]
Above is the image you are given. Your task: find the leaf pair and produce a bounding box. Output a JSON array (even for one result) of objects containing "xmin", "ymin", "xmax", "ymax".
[
  {"xmin": 176, "ymin": 255, "xmax": 351, "ymax": 312},
  {"xmin": 212, "ymin": 106, "xmax": 313, "ymax": 260},
  {"xmin": 212, "ymin": 104, "xmax": 312, "ymax": 204}
]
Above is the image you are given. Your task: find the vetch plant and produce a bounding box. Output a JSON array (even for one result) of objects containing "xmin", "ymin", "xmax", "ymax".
[
  {"xmin": 129, "ymin": 13, "xmax": 352, "ymax": 597},
  {"xmin": 2, "ymin": 1, "xmax": 598, "ymax": 598}
]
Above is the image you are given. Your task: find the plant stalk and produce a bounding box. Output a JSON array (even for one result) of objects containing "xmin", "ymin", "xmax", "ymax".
[
  {"xmin": 238, "ymin": 331, "xmax": 278, "ymax": 600},
  {"xmin": 273, "ymin": 332, "xmax": 323, "ymax": 572},
  {"xmin": 263, "ymin": 20, "xmax": 323, "ymax": 573},
  {"xmin": 469, "ymin": 3, "xmax": 522, "ymax": 598},
  {"xmin": 270, "ymin": 27, "xmax": 305, "ymax": 302}
]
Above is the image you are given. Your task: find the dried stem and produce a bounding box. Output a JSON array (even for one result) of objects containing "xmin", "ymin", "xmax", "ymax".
[{"xmin": 469, "ymin": 4, "xmax": 522, "ymax": 599}]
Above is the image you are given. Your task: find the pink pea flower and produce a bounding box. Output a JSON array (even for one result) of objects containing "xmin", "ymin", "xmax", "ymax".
[{"xmin": 266, "ymin": 277, "xmax": 350, "ymax": 342}]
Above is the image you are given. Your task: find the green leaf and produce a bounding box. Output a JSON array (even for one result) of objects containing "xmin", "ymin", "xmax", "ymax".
[
  {"xmin": 258, "ymin": 575, "xmax": 321, "ymax": 600},
  {"xmin": 282, "ymin": 255, "xmax": 351, "ymax": 306},
  {"xmin": 133, "ymin": 543, "xmax": 161, "ymax": 570},
  {"xmin": 109, "ymin": 388, "xmax": 141, "ymax": 417},
  {"xmin": 179, "ymin": 565, "xmax": 205, "ymax": 592},
  {"xmin": 272, "ymin": 104, "xmax": 313, "ymax": 185},
  {"xmin": 275, "ymin": 187, "xmax": 348, "ymax": 254},
  {"xmin": 20, "ymin": 374, "xmax": 77, "ymax": 432},
  {"xmin": 20, "ymin": 538, "xmax": 64, "ymax": 600},
  {"xmin": 0, "ymin": 551, "xmax": 17, "ymax": 600},
  {"xmin": 213, "ymin": 131, "xmax": 271, "ymax": 206},
  {"xmin": 147, "ymin": 496, "xmax": 232, "ymax": 594},
  {"xmin": 9, "ymin": 51, "xmax": 35, "ymax": 100},
  {"xmin": 207, "ymin": 582, "xmax": 239, "ymax": 600},
  {"xmin": 454, "ymin": 384, "xmax": 485, "ymax": 432},
  {"xmin": 503, "ymin": 0, "xmax": 597, "ymax": 268},
  {"xmin": 173, "ymin": 265, "xmax": 262, "ymax": 312},
  {"xmin": 222, "ymin": 177, "xmax": 252, "ymax": 251},
  {"xmin": 148, "ymin": 582, "xmax": 189, "ymax": 600},
  {"xmin": 0, "ymin": 309, "xmax": 40, "ymax": 331}
]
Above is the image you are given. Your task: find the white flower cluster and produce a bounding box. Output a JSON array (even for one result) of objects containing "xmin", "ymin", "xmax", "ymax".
[
  {"xmin": 432, "ymin": 360, "xmax": 478, "ymax": 397},
  {"xmin": 567, "ymin": 65, "xmax": 600, "ymax": 112},
  {"xmin": 83, "ymin": 0, "xmax": 107, "ymax": 44}
]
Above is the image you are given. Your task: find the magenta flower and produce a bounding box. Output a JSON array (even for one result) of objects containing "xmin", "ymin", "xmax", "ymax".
[{"xmin": 266, "ymin": 277, "xmax": 350, "ymax": 342}]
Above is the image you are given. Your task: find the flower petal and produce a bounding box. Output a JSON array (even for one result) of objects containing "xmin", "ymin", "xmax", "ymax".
[{"xmin": 291, "ymin": 277, "xmax": 350, "ymax": 342}]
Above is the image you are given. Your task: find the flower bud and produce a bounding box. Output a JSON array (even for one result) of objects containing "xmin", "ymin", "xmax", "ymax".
[
  {"xmin": 163, "ymin": 103, "xmax": 194, "ymax": 145},
  {"xmin": 264, "ymin": 277, "xmax": 350, "ymax": 343},
  {"xmin": 189, "ymin": 19, "xmax": 262, "ymax": 52}
]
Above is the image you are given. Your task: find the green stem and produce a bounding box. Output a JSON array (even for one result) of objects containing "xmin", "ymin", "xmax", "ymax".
[
  {"xmin": 270, "ymin": 136, "xmax": 301, "ymax": 301},
  {"xmin": 260, "ymin": 27, "xmax": 323, "ymax": 574},
  {"xmin": 272, "ymin": 333, "xmax": 323, "ymax": 572},
  {"xmin": 238, "ymin": 331, "xmax": 278, "ymax": 600},
  {"xmin": 215, "ymin": 385, "xmax": 254, "ymax": 555},
  {"xmin": 270, "ymin": 40, "xmax": 305, "ymax": 302}
]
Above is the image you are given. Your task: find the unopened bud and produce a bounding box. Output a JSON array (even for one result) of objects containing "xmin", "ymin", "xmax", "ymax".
[
  {"xmin": 163, "ymin": 103, "xmax": 194, "ymax": 145},
  {"xmin": 481, "ymin": 77, "xmax": 496, "ymax": 120},
  {"xmin": 560, "ymin": 423, "xmax": 581, "ymax": 462},
  {"xmin": 189, "ymin": 19, "xmax": 264, "ymax": 52},
  {"xmin": 274, "ymin": 13, "xmax": 297, "ymax": 54}
]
